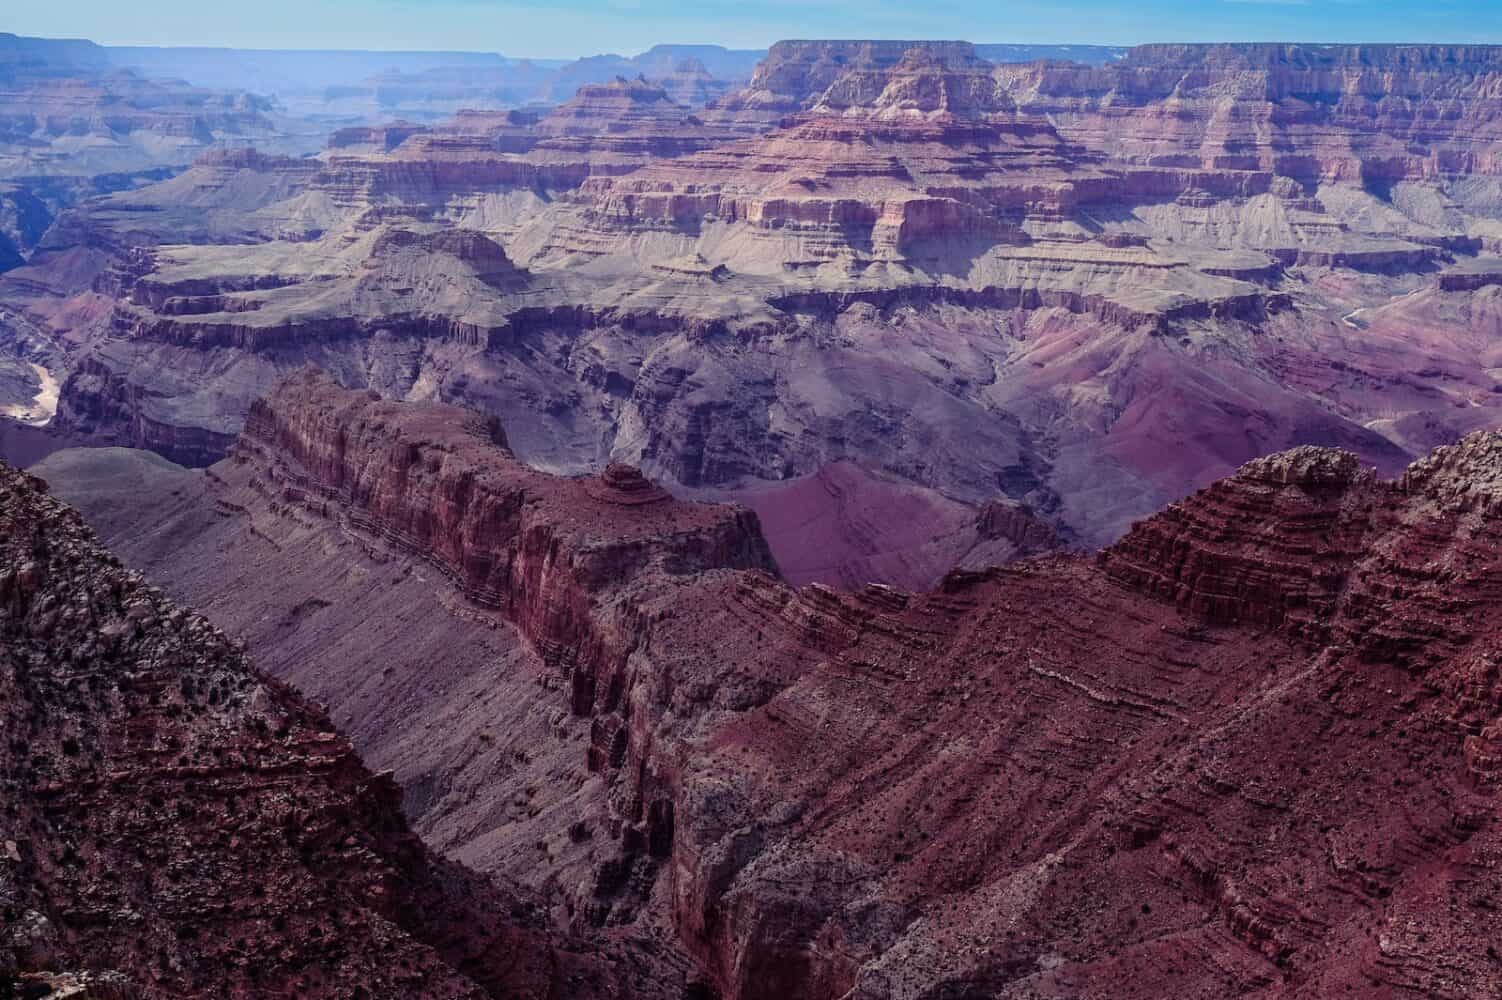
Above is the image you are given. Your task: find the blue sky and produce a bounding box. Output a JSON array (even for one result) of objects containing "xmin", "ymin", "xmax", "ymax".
[{"xmin": 9, "ymin": 0, "xmax": 1501, "ymax": 58}]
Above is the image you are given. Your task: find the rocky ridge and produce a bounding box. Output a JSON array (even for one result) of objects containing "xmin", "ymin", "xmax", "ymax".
[
  {"xmin": 38, "ymin": 373, "xmax": 795, "ymax": 940},
  {"xmin": 0, "ymin": 33, "xmax": 317, "ymax": 270},
  {"xmin": 236, "ymin": 370, "xmax": 777, "ymax": 703},
  {"xmin": 996, "ymin": 43, "xmax": 1502, "ymax": 184},
  {"xmin": 0, "ymin": 454, "xmax": 686, "ymax": 998}
]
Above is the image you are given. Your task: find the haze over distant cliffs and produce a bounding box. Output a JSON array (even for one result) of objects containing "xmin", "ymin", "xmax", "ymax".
[{"xmin": 6, "ymin": 37, "xmax": 1502, "ymax": 586}]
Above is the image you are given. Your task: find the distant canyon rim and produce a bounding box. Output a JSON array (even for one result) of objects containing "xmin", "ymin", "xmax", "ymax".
[{"xmin": 3, "ymin": 37, "xmax": 1502, "ymax": 588}]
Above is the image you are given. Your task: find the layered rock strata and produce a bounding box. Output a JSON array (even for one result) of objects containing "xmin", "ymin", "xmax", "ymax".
[
  {"xmin": 994, "ymin": 43, "xmax": 1502, "ymax": 183},
  {"xmin": 41, "ymin": 379, "xmax": 1502, "ymax": 999},
  {"xmin": 14, "ymin": 38, "xmax": 1502, "ymax": 587}
]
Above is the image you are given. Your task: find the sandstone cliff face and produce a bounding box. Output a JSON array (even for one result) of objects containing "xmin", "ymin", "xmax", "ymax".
[
  {"xmin": 569, "ymin": 111, "xmax": 1091, "ymax": 259},
  {"xmin": 41, "ymin": 376, "xmax": 805, "ymax": 949},
  {"xmin": 702, "ymin": 40, "xmax": 987, "ymax": 129},
  {"xmin": 1098, "ymin": 446, "xmax": 1380, "ymax": 637},
  {"xmin": 994, "ymin": 43, "xmax": 1502, "ymax": 183},
  {"xmin": 237, "ymin": 371, "xmax": 775, "ymax": 672},
  {"xmin": 569, "ymin": 39, "xmax": 1502, "ymax": 267},
  {"xmin": 0, "ymin": 457, "xmax": 653, "ymax": 999},
  {"xmin": 663, "ymin": 437, "xmax": 1502, "ymax": 999},
  {"xmin": 292, "ymin": 76, "xmax": 740, "ymax": 220},
  {"xmin": 230, "ymin": 371, "xmax": 783, "ymax": 925},
  {"xmin": 565, "ymin": 43, "xmax": 1099, "ymax": 262},
  {"xmin": 42, "ymin": 382, "xmax": 1502, "ymax": 1000}
]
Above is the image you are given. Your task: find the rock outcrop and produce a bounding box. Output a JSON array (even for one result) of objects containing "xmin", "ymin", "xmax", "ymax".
[
  {"xmin": 0, "ymin": 456, "xmax": 665, "ymax": 998},
  {"xmin": 38, "ymin": 373, "xmax": 789, "ymax": 939},
  {"xmin": 995, "ymin": 43, "xmax": 1502, "ymax": 183},
  {"xmin": 701, "ymin": 40, "xmax": 990, "ymax": 130},
  {"xmin": 1098, "ymin": 446, "xmax": 1379, "ymax": 636},
  {"xmin": 238, "ymin": 368, "xmax": 775, "ymax": 614}
]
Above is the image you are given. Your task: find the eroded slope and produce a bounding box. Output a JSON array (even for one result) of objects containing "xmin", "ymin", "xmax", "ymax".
[
  {"xmin": 14, "ymin": 41, "xmax": 1502, "ymax": 589},
  {"xmin": 0, "ymin": 456, "xmax": 669, "ymax": 998}
]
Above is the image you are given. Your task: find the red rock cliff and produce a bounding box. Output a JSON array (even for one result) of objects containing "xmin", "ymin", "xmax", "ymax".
[
  {"xmin": 41, "ymin": 388, "xmax": 1502, "ymax": 999},
  {"xmin": 235, "ymin": 368, "xmax": 778, "ymax": 720}
]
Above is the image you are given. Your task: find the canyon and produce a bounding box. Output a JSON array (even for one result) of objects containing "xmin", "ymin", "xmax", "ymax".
[
  {"xmin": 0, "ymin": 448, "xmax": 693, "ymax": 999},
  {"xmin": 6, "ymin": 27, "xmax": 1502, "ymax": 999},
  {"xmin": 6, "ymin": 39, "xmax": 1502, "ymax": 586},
  {"xmin": 0, "ymin": 33, "xmax": 765, "ymax": 276},
  {"xmin": 29, "ymin": 369, "xmax": 1502, "ymax": 999}
]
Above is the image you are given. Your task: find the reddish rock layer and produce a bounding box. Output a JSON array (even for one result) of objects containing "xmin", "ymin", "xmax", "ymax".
[
  {"xmin": 296, "ymin": 76, "xmax": 742, "ymax": 215},
  {"xmin": 237, "ymin": 368, "xmax": 778, "ymax": 721},
  {"xmin": 701, "ymin": 40, "xmax": 988, "ymax": 130},
  {"xmin": 1098, "ymin": 446, "xmax": 1379, "ymax": 638},
  {"xmin": 994, "ymin": 43, "xmax": 1502, "ymax": 182},
  {"xmin": 665, "ymin": 433, "xmax": 1502, "ymax": 999}
]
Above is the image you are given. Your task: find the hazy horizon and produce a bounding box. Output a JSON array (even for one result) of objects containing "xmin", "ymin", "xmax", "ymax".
[{"xmin": 9, "ymin": 0, "xmax": 1502, "ymax": 60}]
